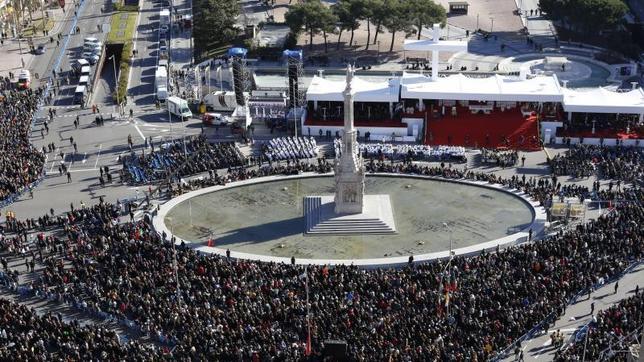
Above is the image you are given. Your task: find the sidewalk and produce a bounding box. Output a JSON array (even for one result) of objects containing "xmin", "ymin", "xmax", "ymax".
[
  {"xmin": 502, "ymin": 262, "xmax": 644, "ymax": 361},
  {"xmin": 0, "ymin": 6, "xmax": 74, "ymax": 77},
  {"xmin": 15, "ymin": 6, "xmax": 71, "ymax": 40}
]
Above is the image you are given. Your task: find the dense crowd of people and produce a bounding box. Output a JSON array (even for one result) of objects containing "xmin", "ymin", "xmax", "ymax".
[
  {"xmin": 555, "ymin": 293, "xmax": 643, "ymax": 361},
  {"xmin": 0, "ymin": 85, "xmax": 46, "ymax": 204},
  {"xmin": 123, "ymin": 136, "xmax": 245, "ymax": 183},
  {"xmin": 0, "ymin": 153, "xmax": 637, "ymax": 360},
  {"xmin": 8, "ymin": 195, "xmax": 636, "ymax": 360},
  {"xmin": 0, "ymin": 299, "xmax": 160, "ymax": 360},
  {"xmin": 549, "ymin": 145, "xmax": 643, "ymax": 184},
  {"xmin": 0, "ymin": 94, "xmax": 643, "ymax": 360}
]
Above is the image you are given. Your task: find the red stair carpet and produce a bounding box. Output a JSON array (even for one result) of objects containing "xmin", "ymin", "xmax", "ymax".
[{"xmin": 425, "ymin": 107, "xmax": 541, "ymax": 151}]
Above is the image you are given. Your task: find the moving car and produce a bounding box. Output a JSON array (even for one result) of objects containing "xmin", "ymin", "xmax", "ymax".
[
  {"xmin": 202, "ymin": 112, "xmax": 231, "ymax": 126},
  {"xmin": 34, "ymin": 44, "xmax": 45, "ymax": 55}
]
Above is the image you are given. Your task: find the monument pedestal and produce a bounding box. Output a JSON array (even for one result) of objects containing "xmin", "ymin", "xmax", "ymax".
[{"xmin": 304, "ymin": 195, "xmax": 397, "ymax": 235}]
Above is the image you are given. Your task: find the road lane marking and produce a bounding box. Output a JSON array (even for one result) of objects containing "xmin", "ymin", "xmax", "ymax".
[
  {"xmin": 94, "ymin": 144, "xmax": 102, "ymax": 168},
  {"xmin": 133, "ymin": 121, "xmax": 146, "ymax": 141}
]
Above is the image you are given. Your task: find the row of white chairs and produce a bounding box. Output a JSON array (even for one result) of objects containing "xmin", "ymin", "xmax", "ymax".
[{"xmin": 265, "ymin": 137, "xmax": 319, "ymax": 161}]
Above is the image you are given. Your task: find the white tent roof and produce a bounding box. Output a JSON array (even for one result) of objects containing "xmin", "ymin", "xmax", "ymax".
[
  {"xmin": 400, "ymin": 73, "xmax": 563, "ymax": 102},
  {"xmin": 306, "ymin": 75, "xmax": 400, "ymax": 103},
  {"xmin": 403, "ymin": 39, "xmax": 468, "ymax": 52},
  {"xmin": 562, "ymin": 87, "xmax": 644, "ymax": 114}
]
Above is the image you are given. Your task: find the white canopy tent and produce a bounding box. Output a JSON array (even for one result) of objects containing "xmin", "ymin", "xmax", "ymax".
[
  {"xmin": 562, "ymin": 87, "xmax": 644, "ymax": 115},
  {"xmin": 400, "ymin": 72, "xmax": 563, "ymax": 103},
  {"xmin": 306, "ymin": 75, "xmax": 400, "ymax": 103}
]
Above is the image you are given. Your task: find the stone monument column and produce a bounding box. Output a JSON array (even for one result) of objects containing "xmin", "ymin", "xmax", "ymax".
[{"xmin": 334, "ymin": 65, "xmax": 365, "ymax": 214}]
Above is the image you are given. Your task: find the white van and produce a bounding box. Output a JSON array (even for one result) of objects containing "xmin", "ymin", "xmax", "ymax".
[
  {"xmin": 72, "ymin": 59, "xmax": 89, "ymax": 74},
  {"xmin": 78, "ymin": 75, "xmax": 90, "ymax": 87},
  {"xmin": 74, "ymin": 85, "xmax": 86, "ymax": 105},
  {"xmin": 84, "ymin": 37, "xmax": 99, "ymax": 45},
  {"xmin": 17, "ymin": 70, "xmax": 31, "ymax": 90}
]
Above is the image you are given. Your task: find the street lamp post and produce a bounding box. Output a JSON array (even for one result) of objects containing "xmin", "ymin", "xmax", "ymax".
[
  {"xmin": 377, "ymin": 40, "xmax": 380, "ymax": 58},
  {"xmin": 490, "ymin": 17, "xmax": 494, "ymax": 33},
  {"xmin": 476, "ymin": 14, "xmax": 479, "ymax": 31},
  {"xmin": 108, "ymin": 54, "xmax": 120, "ymax": 115}
]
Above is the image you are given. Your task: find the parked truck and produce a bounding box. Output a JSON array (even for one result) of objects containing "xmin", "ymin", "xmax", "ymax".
[{"xmin": 167, "ymin": 96, "xmax": 192, "ymax": 120}]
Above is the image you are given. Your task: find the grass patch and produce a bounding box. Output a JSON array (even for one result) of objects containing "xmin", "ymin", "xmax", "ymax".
[
  {"xmin": 107, "ymin": 10, "xmax": 137, "ymax": 104},
  {"xmin": 106, "ymin": 11, "xmax": 137, "ymax": 44},
  {"xmin": 114, "ymin": 42, "xmax": 132, "ymax": 104},
  {"xmin": 20, "ymin": 18, "xmax": 54, "ymax": 38}
]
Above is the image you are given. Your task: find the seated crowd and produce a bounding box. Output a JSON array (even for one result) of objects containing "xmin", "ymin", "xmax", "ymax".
[
  {"xmin": 262, "ymin": 137, "xmax": 319, "ymax": 161},
  {"xmin": 123, "ymin": 136, "xmax": 245, "ymax": 183},
  {"xmin": 550, "ymin": 145, "xmax": 643, "ymax": 184},
  {"xmin": 0, "ymin": 86, "xmax": 46, "ymax": 204},
  {"xmin": 481, "ymin": 148, "xmax": 519, "ymax": 168},
  {"xmin": 555, "ymin": 293, "xmax": 643, "ymax": 361}
]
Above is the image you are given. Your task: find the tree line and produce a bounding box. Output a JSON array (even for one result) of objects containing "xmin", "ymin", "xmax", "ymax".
[
  {"xmin": 284, "ymin": 0, "xmax": 447, "ymax": 53},
  {"xmin": 538, "ymin": 0, "xmax": 628, "ymax": 34},
  {"xmin": 192, "ymin": 0, "xmax": 240, "ymax": 56}
]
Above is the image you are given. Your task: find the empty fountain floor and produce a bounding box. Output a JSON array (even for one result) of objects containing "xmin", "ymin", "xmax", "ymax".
[{"xmin": 164, "ymin": 175, "xmax": 534, "ymax": 259}]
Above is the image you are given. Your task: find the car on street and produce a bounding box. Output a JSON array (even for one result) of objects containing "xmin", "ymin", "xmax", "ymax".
[
  {"xmin": 160, "ymin": 24, "xmax": 169, "ymax": 34},
  {"xmin": 72, "ymin": 59, "xmax": 90, "ymax": 74},
  {"xmin": 34, "ymin": 44, "xmax": 45, "ymax": 55},
  {"xmin": 83, "ymin": 37, "xmax": 100, "ymax": 45},
  {"xmin": 83, "ymin": 43, "xmax": 102, "ymax": 53},
  {"xmin": 82, "ymin": 51, "xmax": 100, "ymax": 64},
  {"xmin": 202, "ymin": 112, "xmax": 231, "ymax": 126}
]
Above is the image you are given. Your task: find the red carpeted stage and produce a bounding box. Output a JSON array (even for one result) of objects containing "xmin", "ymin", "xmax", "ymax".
[{"xmin": 423, "ymin": 107, "xmax": 541, "ymax": 151}]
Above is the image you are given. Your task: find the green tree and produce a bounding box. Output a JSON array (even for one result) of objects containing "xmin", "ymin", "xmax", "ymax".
[
  {"xmin": 382, "ymin": 0, "xmax": 412, "ymax": 51},
  {"xmin": 407, "ymin": 0, "xmax": 447, "ymax": 40},
  {"xmin": 539, "ymin": 0, "xmax": 627, "ymax": 33},
  {"xmin": 360, "ymin": 0, "xmax": 382, "ymax": 51},
  {"xmin": 285, "ymin": 0, "xmax": 333, "ymax": 51},
  {"xmin": 333, "ymin": 0, "xmax": 360, "ymax": 50},
  {"xmin": 370, "ymin": 0, "xmax": 388, "ymax": 45},
  {"xmin": 317, "ymin": 4, "xmax": 339, "ymax": 52}
]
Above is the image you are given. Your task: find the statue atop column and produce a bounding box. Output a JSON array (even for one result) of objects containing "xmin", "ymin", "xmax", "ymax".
[{"xmin": 334, "ymin": 65, "xmax": 365, "ymax": 214}]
